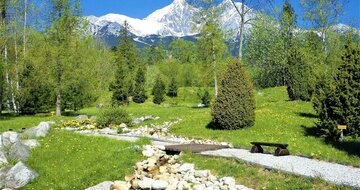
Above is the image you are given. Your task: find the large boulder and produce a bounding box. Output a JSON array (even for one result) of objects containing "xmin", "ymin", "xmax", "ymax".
[
  {"xmin": 2, "ymin": 162, "xmax": 38, "ymax": 189},
  {"xmin": 8, "ymin": 142, "xmax": 31, "ymax": 161},
  {"xmin": 76, "ymin": 115, "xmax": 88, "ymax": 121},
  {"xmin": 21, "ymin": 139, "xmax": 41, "ymax": 149},
  {"xmin": 85, "ymin": 181, "xmax": 113, "ymax": 190},
  {"xmin": 24, "ymin": 122, "xmax": 50, "ymax": 138},
  {"xmin": 2, "ymin": 132, "xmax": 21, "ymax": 147},
  {"xmin": 0, "ymin": 150, "xmax": 8, "ymax": 165}
]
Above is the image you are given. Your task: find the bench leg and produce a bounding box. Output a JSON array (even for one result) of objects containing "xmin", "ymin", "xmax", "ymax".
[
  {"xmin": 274, "ymin": 147, "xmax": 289, "ymax": 156},
  {"xmin": 250, "ymin": 145, "xmax": 263, "ymax": 153}
]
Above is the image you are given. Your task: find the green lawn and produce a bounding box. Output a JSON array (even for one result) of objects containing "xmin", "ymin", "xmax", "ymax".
[
  {"xmin": 24, "ymin": 130, "xmax": 147, "ymax": 189},
  {"xmin": 122, "ymin": 87, "xmax": 359, "ymax": 166},
  {"xmin": 181, "ymin": 153, "xmax": 354, "ymax": 190}
]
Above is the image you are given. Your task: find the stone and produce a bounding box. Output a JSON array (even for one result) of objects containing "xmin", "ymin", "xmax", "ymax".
[
  {"xmin": 2, "ymin": 132, "xmax": 20, "ymax": 147},
  {"xmin": 0, "ymin": 134, "xmax": 3, "ymax": 150},
  {"xmin": 90, "ymin": 116, "xmax": 97, "ymax": 121},
  {"xmin": 3, "ymin": 162, "xmax": 38, "ymax": 189},
  {"xmin": 85, "ymin": 181, "xmax": 112, "ymax": 190},
  {"xmin": 124, "ymin": 174, "xmax": 135, "ymax": 182},
  {"xmin": 195, "ymin": 170, "xmax": 210, "ymax": 178},
  {"xmin": 119, "ymin": 123, "xmax": 127, "ymax": 128},
  {"xmin": 221, "ymin": 177, "xmax": 236, "ymax": 186},
  {"xmin": 151, "ymin": 180, "xmax": 168, "ymax": 190},
  {"xmin": 9, "ymin": 142, "xmax": 31, "ymax": 162},
  {"xmin": 21, "ymin": 139, "xmax": 40, "ymax": 149},
  {"xmin": 178, "ymin": 163, "xmax": 195, "ymax": 173},
  {"xmin": 131, "ymin": 180, "xmax": 140, "ymax": 189},
  {"xmin": 194, "ymin": 184, "xmax": 206, "ymax": 190},
  {"xmin": 198, "ymin": 103, "xmax": 206, "ymax": 108},
  {"xmin": 76, "ymin": 115, "xmax": 88, "ymax": 121},
  {"xmin": 0, "ymin": 150, "xmax": 8, "ymax": 165},
  {"xmin": 138, "ymin": 177, "xmax": 154, "ymax": 189},
  {"xmin": 24, "ymin": 122, "xmax": 50, "ymax": 138},
  {"xmin": 142, "ymin": 146, "xmax": 155, "ymax": 157},
  {"xmin": 112, "ymin": 180, "xmax": 130, "ymax": 190},
  {"xmin": 122, "ymin": 127, "xmax": 131, "ymax": 133},
  {"xmin": 99, "ymin": 128, "xmax": 117, "ymax": 135}
]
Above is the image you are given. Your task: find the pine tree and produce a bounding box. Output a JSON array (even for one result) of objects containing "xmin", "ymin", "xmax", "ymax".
[
  {"xmin": 153, "ymin": 77, "xmax": 166, "ymax": 105},
  {"xmin": 212, "ymin": 59, "xmax": 255, "ymax": 130},
  {"xmin": 167, "ymin": 77, "xmax": 178, "ymax": 97},
  {"xmin": 313, "ymin": 34, "xmax": 360, "ymax": 139},
  {"xmin": 110, "ymin": 61, "xmax": 129, "ymax": 106},
  {"xmin": 133, "ymin": 67, "xmax": 147, "ymax": 103}
]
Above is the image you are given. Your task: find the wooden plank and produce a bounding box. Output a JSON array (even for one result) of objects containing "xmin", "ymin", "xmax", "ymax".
[
  {"xmin": 165, "ymin": 144, "xmax": 229, "ymax": 154},
  {"xmin": 251, "ymin": 142, "xmax": 288, "ymax": 148}
]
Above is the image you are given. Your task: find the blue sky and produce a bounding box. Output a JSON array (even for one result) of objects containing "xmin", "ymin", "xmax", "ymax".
[{"xmin": 81, "ymin": 0, "xmax": 360, "ymax": 28}]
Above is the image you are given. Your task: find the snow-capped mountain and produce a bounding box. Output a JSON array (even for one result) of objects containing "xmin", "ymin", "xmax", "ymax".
[
  {"xmin": 87, "ymin": 0, "xmax": 200, "ymax": 38},
  {"xmin": 86, "ymin": 0, "xmax": 357, "ymax": 48}
]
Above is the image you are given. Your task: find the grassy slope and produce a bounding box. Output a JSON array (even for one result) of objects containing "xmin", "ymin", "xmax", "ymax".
[
  {"xmin": 24, "ymin": 130, "xmax": 147, "ymax": 189},
  {"xmin": 116, "ymin": 87, "xmax": 359, "ymax": 166},
  {"xmin": 182, "ymin": 153, "xmax": 354, "ymax": 190}
]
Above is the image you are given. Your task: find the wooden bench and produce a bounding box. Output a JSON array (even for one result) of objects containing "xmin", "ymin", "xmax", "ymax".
[{"xmin": 250, "ymin": 142, "xmax": 290, "ymax": 156}]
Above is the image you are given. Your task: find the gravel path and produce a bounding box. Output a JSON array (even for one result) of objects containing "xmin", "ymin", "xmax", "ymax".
[
  {"xmin": 77, "ymin": 132, "xmax": 360, "ymax": 188},
  {"xmin": 200, "ymin": 148, "xmax": 360, "ymax": 188}
]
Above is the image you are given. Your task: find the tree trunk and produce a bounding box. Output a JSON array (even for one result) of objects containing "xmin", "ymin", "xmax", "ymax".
[
  {"xmin": 56, "ymin": 61, "xmax": 61, "ymax": 116},
  {"xmin": 238, "ymin": 0, "xmax": 245, "ymax": 59},
  {"xmin": 212, "ymin": 38, "xmax": 218, "ymax": 98}
]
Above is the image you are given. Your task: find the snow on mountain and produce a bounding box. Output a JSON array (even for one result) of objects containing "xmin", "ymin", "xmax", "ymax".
[
  {"xmin": 87, "ymin": 0, "xmax": 199, "ymax": 37},
  {"xmin": 86, "ymin": 0, "xmax": 257, "ymax": 39}
]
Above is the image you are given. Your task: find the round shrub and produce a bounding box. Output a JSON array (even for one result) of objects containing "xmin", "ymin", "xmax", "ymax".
[
  {"xmin": 212, "ymin": 59, "xmax": 255, "ymax": 130},
  {"xmin": 96, "ymin": 107, "xmax": 133, "ymax": 128}
]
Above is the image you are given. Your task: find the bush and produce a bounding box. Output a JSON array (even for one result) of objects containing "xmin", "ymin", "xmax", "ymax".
[
  {"xmin": 212, "ymin": 59, "xmax": 255, "ymax": 130},
  {"xmin": 198, "ymin": 90, "xmax": 211, "ymax": 107},
  {"xmin": 96, "ymin": 107, "xmax": 133, "ymax": 128},
  {"xmin": 167, "ymin": 77, "xmax": 178, "ymax": 97},
  {"xmin": 153, "ymin": 77, "xmax": 166, "ymax": 104},
  {"xmin": 313, "ymin": 36, "xmax": 360, "ymax": 139}
]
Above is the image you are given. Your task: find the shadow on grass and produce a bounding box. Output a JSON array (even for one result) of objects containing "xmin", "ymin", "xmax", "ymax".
[
  {"xmin": 206, "ymin": 121, "xmax": 221, "ymax": 130},
  {"xmin": 297, "ymin": 112, "xmax": 318, "ymax": 119},
  {"xmin": 302, "ymin": 125, "xmax": 360, "ymax": 157}
]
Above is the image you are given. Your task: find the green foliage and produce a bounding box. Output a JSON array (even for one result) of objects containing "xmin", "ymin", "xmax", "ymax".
[
  {"xmin": 152, "ymin": 77, "xmax": 166, "ymax": 104},
  {"xmin": 212, "ymin": 60, "xmax": 255, "ymax": 130},
  {"xmin": 197, "ymin": 90, "xmax": 211, "ymax": 107},
  {"xmin": 24, "ymin": 130, "xmax": 145, "ymax": 189},
  {"xmin": 96, "ymin": 107, "xmax": 133, "ymax": 128},
  {"xmin": 245, "ymin": 15, "xmax": 287, "ymax": 88},
  {"xmin": 133, "ymin": 67, "xmax": 148, "ymax": 103},
  {"xmin": 313, "ymin": 35, "xmax": 360, "ymax": 138},
  {"xmin": 167, "ymin": 77, "xmax": 178, "ymax": 97},
  {"xmin": 169, "ymin": 38, "xmax": 196, "ymax": 64},
  {"xmin": 286, "ymin": 47, "xmax": 314, "ymax": 101}
]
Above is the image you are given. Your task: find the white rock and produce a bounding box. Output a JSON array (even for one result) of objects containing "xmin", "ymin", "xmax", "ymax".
[
  {"xmin": 194, "ymin": 184, "xmax": 206, "ymax": 190},
  {"xmin": 76, "ymin": 115, "xmax": 88, "ymax": 121},
  {"xmin": 195, "ymin": 170, "xmax": 210, "ymax": 178},
  {"xmin": 178, "ymin": 163, "xmax": 195, "ymax": 173},
  {"xmin": 24, "ymin": 122, "xmax": 50, "ymax": 138},
  {"xmin": 151, "ymin": 180, "xmax": 168, "ymax": 189},
  {"xmin": 85, "ymin": 181, "xmax": 113, "ymax": 190},
  {"xmin": 119, "ymin": 123, "xmax": 127, "ymax": 128},
  {"xmin": 112, "ymin": 180, "xmax": 131, "ymax": 190},
  {"xmin": 0, "ymin": 134, "xmax": 3, "ymax": 150},
  {"xmin": 138, "ymin": 177, "xmax": 154, "ymax": 189},
  {"xmin": 122, "ymin": 127, "xmax": 131, "ymax": 133},
  {"xmin": 21, "ymin": 139, "xmax": 40, "ymax": 149},
  {"xmin": 99, "ymin": 128, "xmax": 118, "ymax": 135},
  {"xmin": 2, "ymin": 132, "xmax": 21, "ymax": 147},
  {"xmin": 3, "ymin": 162, "xmax": 38, "ymax": 189},
  {"xmin": 9, "ymin": 142, "xmax": 31, "ymax": 161},
  {"xmin": 221, "ymin": 177, "xmax": 236, "ymax": 186},
  {"xmin": 0, "ymin": 150, "xmax": 8, "ymax": 165}
]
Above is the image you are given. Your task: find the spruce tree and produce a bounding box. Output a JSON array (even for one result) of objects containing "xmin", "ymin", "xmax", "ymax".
[
  {"xmin": 153, "ymin": 77, "xmax": 166, "ymax": 105},
  {"xmin": 110, "ymin": 62, "xmax": 129, "ymax": 106},
  {"xmin": 212, "ymin": 59, "xmax": 255, "ymax": 130},
  {"xmin": 313, "ymin": 35, "xmax": 360, "ymax": 138},
  {"xmin": 167, "ymin": 77, "xmax": 178, "ymax": 97},
  {"xmin": 133, "ymin": 67, "xmax": 148, "ymax": 104}
]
